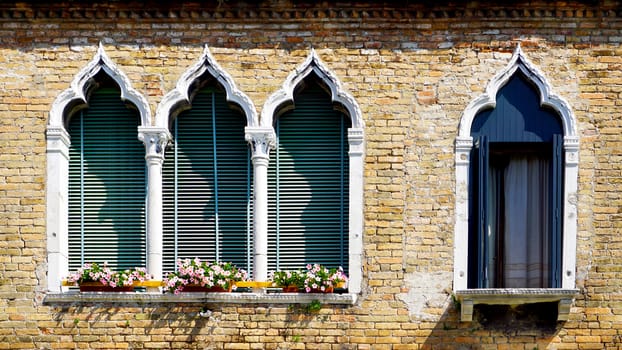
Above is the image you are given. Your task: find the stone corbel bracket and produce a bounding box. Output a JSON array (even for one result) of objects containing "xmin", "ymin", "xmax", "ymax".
[{"xmin": 454, "ymin": 288, "xmax": 579, "ymax": 322}]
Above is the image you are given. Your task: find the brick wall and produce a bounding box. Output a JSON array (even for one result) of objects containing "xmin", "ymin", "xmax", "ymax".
[{"xmin": 0, "ymin": 0, "xmax": 621, "ymax": 348}]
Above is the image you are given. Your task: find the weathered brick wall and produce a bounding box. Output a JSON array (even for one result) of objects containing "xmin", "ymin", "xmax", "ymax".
[{"xmin": 0, "ymin": 0, "xmax": 621, "ymax": 348}]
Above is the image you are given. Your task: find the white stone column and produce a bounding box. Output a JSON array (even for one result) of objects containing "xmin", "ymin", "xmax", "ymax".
[
  {"xmin": 46, "ymin": 126, "xmax": 71, "ymax": 292},
  {"xmin": 347, "ymin": 128, "xmax": 365, "ymax": 294},
  {"xmin": 138, "ymin": 127, "xmax": 171, "ymax": 282},
  {"xmin": 245, "ymin": 127, "xmax": 275, "ymax": 282},
  {"xmin": 562, "ymin": 136, "xmax": 579, "ymax": 289},
  {"xmin": 453, "ymin": 136, "xmax": 473, "ymax": 291}
]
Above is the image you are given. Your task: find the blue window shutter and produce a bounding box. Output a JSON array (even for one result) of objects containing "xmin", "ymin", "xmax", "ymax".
[
  {"xmin": 471, "ymin": 73, "xmax": 562, "ymax": 143},
  {"xmin": 67, "ymin": 88, "xmax": 146, "ymax": 271},
  {"xmin": 476, "ymin": 136, "xmax": 489, "ymax": 288},
  {"xmin": 468, "ymin": 136, "xmax": 489, "ymax": 288},
  {"xmin": 550, "ymin": 134, "xmax": 563, "ymax": 288},
  {"xmin": 268, "ymin": 83, "xmax": 350, "ymax": 273},
  {"xmin": 162, "ymin": 88, "xmax": 252, "ymax": 273}
]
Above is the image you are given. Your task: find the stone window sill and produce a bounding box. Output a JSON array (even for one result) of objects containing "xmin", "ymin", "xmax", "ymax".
[
  {"xmin": 43, "ymin": 290, "xmax": 358, "ymax": 306},
  {"xmin": 454, "ymin": 288, "xmax": 579, "ymax": 322}
]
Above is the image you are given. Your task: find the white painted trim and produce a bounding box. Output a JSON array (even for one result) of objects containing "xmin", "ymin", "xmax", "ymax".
[
  {"xmin": 262, "ymin": 50, "xmax": 365, "ymax": 294},
  {"xmin": 155, "ymin": 45, "xmax": 258, "ymax": 128},
  {"xmin": 454, "ymin": 45, "xmax": 579, "ymax": 292},
  {"xmin": 46, "ymin": 44, "xmax": 151, "ymax": 292}
]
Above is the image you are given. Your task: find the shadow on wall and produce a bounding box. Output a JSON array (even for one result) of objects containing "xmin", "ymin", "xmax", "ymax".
[
  {"xmin": 420, "ymin": 301, "xmax": 562, "ymax": 349},
  {"xmin": 53, "ymin": 304, "xmax": 217, "ymax": 347},
  {"xmin": 52, "ymin": 302, "xmax": 352, "ymax": 347},
  {"xmin": 67, "ymin": 81, "xmax": 146, "ymax": 272}
]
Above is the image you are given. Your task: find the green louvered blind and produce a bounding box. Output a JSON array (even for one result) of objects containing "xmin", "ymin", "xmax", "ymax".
[
  {"xmin": 268, "ymin": 82, "xmax": 350, "ymax": 273},
  {"xmin": 162, "ymin": 88, "xmax": 253, "ymax": 273},
  {"xmin": 68, "ymin": 88, "xmax": 146, "ymax": 272}
]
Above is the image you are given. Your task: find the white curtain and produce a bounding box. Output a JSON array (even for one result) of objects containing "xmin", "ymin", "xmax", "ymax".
[
  {"xmin": 503, "ymin": 155, "xmax": 550, "ymax": 288},
  {"xmin": 485, "ymin": 168, "xmax": 499, "ymax": 288}
]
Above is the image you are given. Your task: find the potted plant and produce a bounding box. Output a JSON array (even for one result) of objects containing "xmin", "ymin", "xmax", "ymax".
[
  {"xmin": 270, "ymin": 269, "xmax": 306, "ymax": 292},
  {"xmin": 66, "ymin": 262, "xmax": 151, "ymax": 292},
  {"xmin": 302, "ymin": 264, "xmax": 348, "ymax": 293},
  {"xmin": 270, "ymin": 264, "xmax": 348, "ymax": 293},
  {"xmin": 164, "ymin": 258, "xmax": 248, "ymax": 294}
]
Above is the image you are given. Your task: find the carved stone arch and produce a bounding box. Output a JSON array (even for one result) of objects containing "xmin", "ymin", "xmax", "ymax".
[
  {"xmin": 49, "ymin": 42, "xmax": 151, "ymax": 129},
  {"xmin": 46, "ymin": 43, "xmax": 151, "ymax": 292},
  {"xmin": 458, "ymin": 45, "xmax": 577, "ymax": 139},
  {"xmin": 454, "ymin": 45, "xmax": 579, "ymax": 297},
  {"xmin": 155, "ymin": 45, "xmax": 258, "ymax": 129},
  {"xmin": 261, "ymin": 49, "xmax": 364, "ymax": 130},
  {"xmin": 259, "ymin": 49, "xmax": 365, "ymax": 294}
]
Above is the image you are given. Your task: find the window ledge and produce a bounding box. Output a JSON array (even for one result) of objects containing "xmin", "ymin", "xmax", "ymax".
[
  {"xmin": 43, "ymin": 291, "xmax": 358, "ymax": 306},
  {"xmin": 454, "ymin": 288, "xmax": 579, "ymax": 322}
]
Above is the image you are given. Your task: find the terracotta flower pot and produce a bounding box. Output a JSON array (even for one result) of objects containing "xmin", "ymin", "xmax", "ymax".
[
  {"xmin": 78, "ymin": 282, "xmax": 134, "ymax": 292},
  {"xmin": 181, "ymin": 284, "xmax": 232, "ymax": 293},
  {"xmin": 281, "ymin": 285, "xmax": 301, "ymax": 293}
]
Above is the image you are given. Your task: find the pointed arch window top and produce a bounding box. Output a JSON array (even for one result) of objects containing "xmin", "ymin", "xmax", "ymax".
[
  {"xmin": 155, "ymin": 45, "xmax": 258, "ymax": 129},
  {"xmin": 458, "ymin": 45, "xmax": 576, "ymax": 139},
  {"xmin": 261, "ymin": 49, "xmax": 363, "ymax": 130},
  {"xmin": 49, "ymin": 43, "xmax": 151, "ymax": 128}
]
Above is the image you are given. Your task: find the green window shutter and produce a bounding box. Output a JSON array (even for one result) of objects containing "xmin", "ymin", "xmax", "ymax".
[
  {"xmin": 268, "ymin": 83, "xmax": 350, "ymax": 273},
  {"xmin": 67, "ymin": 88, "xmax": 146, "ymax": 272},
  {"xmin": 162, "ymin": 88, "xmax": 253, "ymax": 273}
]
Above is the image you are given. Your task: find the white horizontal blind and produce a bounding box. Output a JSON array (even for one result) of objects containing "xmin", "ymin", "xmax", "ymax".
[
  {"xmin": 162, "ymin": 88, "xmax": 253, "ymax": 273},
  {"xmin": 268, "ymin": 82, "xmax": 350, "ymax": 273},
  {"xmin": 67, "ymin": 88, "xmax": 146, "ymax": 272}
]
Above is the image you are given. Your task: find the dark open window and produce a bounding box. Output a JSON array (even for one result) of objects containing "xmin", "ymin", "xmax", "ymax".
[{"xmin": 468, "ymin": 73, "xmax": 564, "ymax": 289}]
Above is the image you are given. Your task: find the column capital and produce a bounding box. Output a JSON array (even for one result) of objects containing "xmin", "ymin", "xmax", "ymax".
[
  {"xmin": 564, "ymin": 135, "xmax": 580, "ymax": 166},
  {"xmin": 138, "ymin": 127, "xmax": 171, "ymax": 163},
  {"xmin": 245, "ymin": 126, "xmax": 276, "ymax": 161},
  {"xmin": 46, "ymin": 125, "xmax": 71, "ymax": 159}
]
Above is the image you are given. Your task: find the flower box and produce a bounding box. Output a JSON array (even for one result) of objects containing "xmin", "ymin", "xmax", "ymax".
[
  {"xmin": 180, "ymin": 284, "xmax": 232, "ymax": 293},
  {"xmin": 270, "ymin": 264, "xmax": 348, "ymax": 293},
  {"xmin": 281, "ymin": 285, "xmax": 301, "ymax": 293},
  {"xmin": 164, "ymin": 258, "xmax": 248, "ymax": 294},
  {"xmin": 78, "ymin": 281, "xmax": 135, "ymax": 292},
  {"xmin": 65, "ymin": 262, "xmax": 152, "ymax": 293}
]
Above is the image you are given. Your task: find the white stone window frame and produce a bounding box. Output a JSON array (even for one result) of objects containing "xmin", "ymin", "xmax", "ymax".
[
  {"xmin": 46, "ymin": 44, "xmax": 152, "ymax": 292},
  {"xmin": 47, "ymin": 45, "xmax": 364, "ymax": 300},
  {"xmin": 453, "ymin": 45, "xmax": 579, "ymax": 321},
  {"xmin": 151, "ymin": 45, "xmax": 260, "ymax": 282},
  {"xmin": 260, "ymin": 49, "xmax": 365, "ymax": 294}
]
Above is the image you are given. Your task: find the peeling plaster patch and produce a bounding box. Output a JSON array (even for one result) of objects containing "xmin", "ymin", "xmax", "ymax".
[{"xmin": 397, "ymin": 271, "xmax": 453, "ymax": 321}]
